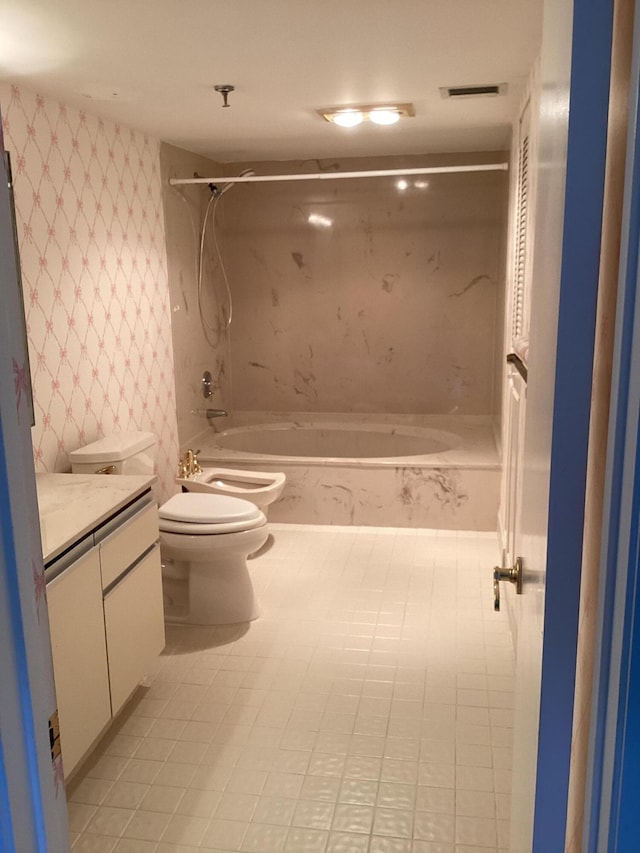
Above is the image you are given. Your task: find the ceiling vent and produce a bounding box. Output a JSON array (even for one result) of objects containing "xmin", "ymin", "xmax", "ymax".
[{"xmin": 440, "ymin": 83, "xmax": 508, "ymax": 99}]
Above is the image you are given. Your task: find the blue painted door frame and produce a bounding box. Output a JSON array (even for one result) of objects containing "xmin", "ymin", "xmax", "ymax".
[
  {"xmin": 532, "ymin": 0, "xmax": 614, "ymax": 847},
  {"xmin": 585, "ymin": 2, "xmax": 640, "ymax": 848}
]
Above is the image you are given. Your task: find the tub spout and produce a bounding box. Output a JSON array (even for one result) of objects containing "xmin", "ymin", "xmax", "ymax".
[{"xmin": 191, "ymin": 407, "xmax": 228, "ymax": 425}]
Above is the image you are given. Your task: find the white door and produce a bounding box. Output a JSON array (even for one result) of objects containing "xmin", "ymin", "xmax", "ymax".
[{"xmin": 506, "ymin": 1, "xmax": 615, "ymax": 850}]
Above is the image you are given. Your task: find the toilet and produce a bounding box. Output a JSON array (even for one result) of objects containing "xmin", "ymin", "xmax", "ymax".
[
  {"xmin": 177, "ymin": 466, "xmax": 285, "ymax": 514},
  {"xmin": 159, "ymin": 492, "xmax": 266, "ymax": 625},
  {"xmin": 69, "ymin": 432, "xmax": 267, "ymax": 625}
]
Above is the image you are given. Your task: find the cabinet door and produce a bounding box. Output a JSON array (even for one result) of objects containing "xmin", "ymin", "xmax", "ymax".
[
  {"xmin": 103, "ymin": 545, "xmax": 165, "ymax": 714},
  {"xmin": 46, "ymin": 548, "xmax": 111, "ymax": 777},
  {"xmin": 98, "ymin": 501, "xmax": 158, "ymax": 588}
]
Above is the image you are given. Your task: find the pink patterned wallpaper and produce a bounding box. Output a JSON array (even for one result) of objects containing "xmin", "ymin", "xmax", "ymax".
[{"xmin": 0, "ymin": 84, "xmax": 179, "ymax": 500}]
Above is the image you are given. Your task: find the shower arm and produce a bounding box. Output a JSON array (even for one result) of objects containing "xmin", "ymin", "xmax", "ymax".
[{"xmin": 169, "ymin": 162, "xmax": 508, "ymax": 187}]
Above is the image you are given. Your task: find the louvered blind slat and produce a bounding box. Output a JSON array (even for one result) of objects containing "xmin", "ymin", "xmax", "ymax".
[{"xmin": 512, "ymin": 133, "xmax": 529, "ymax": 342}]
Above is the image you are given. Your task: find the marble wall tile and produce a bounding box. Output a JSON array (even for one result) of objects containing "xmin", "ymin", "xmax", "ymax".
[
  {"xmin": 0, "ymin": 84, "xmax": 179, "ymax": 499},
  {"xmin": 219, "ymin": 154, "xmax": 508, "ymax": 416}
]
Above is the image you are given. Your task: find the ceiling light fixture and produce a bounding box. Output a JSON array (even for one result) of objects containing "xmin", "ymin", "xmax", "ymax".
[
  {"xmin": 319, "ymin": 102, "xmax": 414, "ymax": 128},
  {"xmin": 369, "ymin": 108, "xmax": 401, "ymax": 126},
  {"xmin": 332, "ymin": 109, "xmax": 364, "ymax": 128}
]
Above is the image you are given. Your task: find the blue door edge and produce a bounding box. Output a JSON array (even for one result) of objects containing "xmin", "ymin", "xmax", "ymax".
[
  {"xmin": 532, "ymin": 0, "xmax": 614, "ymax": 847},
  {"xmin": 584, "ymin": 1, "xmax": 640, "ymax": 848}
]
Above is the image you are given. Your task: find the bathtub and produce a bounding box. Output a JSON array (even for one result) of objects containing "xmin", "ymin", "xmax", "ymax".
[
  {"xmin": 215, "ymin": 422, "xmax": 461, "ymax": 460},
  {"xmin": 194, "ymin": 413, "xmax": 500, "ymax": 530}
]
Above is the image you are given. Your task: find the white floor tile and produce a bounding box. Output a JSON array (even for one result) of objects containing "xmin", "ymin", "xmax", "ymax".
[{"xmin": 68, "ymin": 524, "xmax": 513, "ymax": 853}]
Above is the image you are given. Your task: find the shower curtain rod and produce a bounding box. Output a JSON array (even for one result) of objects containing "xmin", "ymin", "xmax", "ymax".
[{"xmin": 168, "ymin": 162, "xmax": 509, "ymax": 187}]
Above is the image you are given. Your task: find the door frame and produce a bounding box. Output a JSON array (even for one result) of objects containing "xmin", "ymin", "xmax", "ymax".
[
  {"xmin": 585, "ymin": 2, "xmax": 640, "ymax": 847},
  {"xmin": 516, "ymin": 0, "xmax": 614, "ymax": 847}
]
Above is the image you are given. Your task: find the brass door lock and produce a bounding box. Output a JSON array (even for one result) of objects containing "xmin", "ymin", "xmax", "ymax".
[{"xmin": 493, "ymin": 557, "xmax": 523, "ymax": 611}]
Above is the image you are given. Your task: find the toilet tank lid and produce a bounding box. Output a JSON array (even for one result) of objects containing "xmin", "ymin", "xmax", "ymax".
[
  {"xmin": 68, "ymin": 431, "xmax": 156, "ymax": 464},
  {"xmin": 159, "ymin": 492, "xmax": 262, "ymax": 524}
]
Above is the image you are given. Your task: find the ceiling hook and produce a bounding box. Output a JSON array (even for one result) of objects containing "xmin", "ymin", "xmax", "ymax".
[{"xmin": 214, "ymin": 84, "xmax": 235, "ymax": 108}]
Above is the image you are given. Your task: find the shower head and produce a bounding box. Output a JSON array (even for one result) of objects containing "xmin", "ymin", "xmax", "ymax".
[{"xmin": 210, "ymin": 168, "xmax": 256, "ymax": 198}]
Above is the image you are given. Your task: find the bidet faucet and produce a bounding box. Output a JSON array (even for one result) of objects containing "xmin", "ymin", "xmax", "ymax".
[{"xmin": 178, "ymin": 448, "xmax": 202, "ymax": 478}]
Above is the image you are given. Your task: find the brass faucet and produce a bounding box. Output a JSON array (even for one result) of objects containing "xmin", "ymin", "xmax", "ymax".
[{"xmin": 177, "ymin": 448, "xmax": 202, "ymax": 478}]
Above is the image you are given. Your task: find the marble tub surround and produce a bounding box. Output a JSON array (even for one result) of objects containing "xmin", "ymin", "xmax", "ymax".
[
  {"xmin": 267, "ymin": 465, "xmax": 498, "ymax": 530},
  {"xmin": 36, "ymin": 472, "xmax": 155, "ymax": 564},
  {"xmin": 221, "ymin": 152, "xmax": 508, "ymax": 416},
  {"xmin": 194, "ymin": 413, "xmax": 499, "ymax": 529}
]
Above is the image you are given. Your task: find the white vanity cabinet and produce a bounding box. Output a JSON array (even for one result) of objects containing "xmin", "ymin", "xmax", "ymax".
[
  {"xmin": 104, "ymin": 546, "xmax": 164, "ymax": 713},
  {"xmin": 97, "ymin": 501, "xmax": 164, "ymax": 714},
  {"xmin": 44, "ymin": 487, "xmax": 165, "ymax": 778},
  {"xmin": 46, "ymin": 546, "xmax": 111, "ymax": 776}
]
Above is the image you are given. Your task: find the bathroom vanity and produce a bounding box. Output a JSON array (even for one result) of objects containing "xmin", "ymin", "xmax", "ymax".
[{"xmin": 37, "ymin": 473, "xmax": 165, "ymax": 779}]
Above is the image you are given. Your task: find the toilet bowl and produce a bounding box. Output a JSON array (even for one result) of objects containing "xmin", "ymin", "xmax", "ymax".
[
  {"xmin": 158, "ymin": 492, "xmax": 267, "ymax": 625},
  {"xmin": 70, "ymin": 431, "xmax": 269, "ymax": 627},
  {"xmin": 176, "ymin": 466, "xmax": 286, "ymax": 514}
]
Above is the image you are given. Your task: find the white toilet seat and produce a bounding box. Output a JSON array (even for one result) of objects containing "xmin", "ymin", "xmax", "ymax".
[
  {"xmin": 159, "ymin": 517, "xmax": 265, "ymax": 535},
  {"xmin": 158, "ymin": 492, "xmax": 266, "ymax": 536}
]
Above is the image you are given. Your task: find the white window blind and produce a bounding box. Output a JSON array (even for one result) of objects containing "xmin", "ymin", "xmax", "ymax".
[{"xmin": 512, "ymin": 131, "xmax": 529, "ymax": 343}]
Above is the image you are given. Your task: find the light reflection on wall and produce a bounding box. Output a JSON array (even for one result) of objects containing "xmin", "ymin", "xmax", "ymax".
[{"xmin": 307, "ymin": 212, "xmax": 333, "ymax": 228}]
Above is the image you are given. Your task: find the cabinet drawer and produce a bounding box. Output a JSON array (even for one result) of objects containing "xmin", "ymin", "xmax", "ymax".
[
  {"xmin": 103, "ymin": 545, "xmax": 165, "ymax": 714},
  {"xmin": 46, "ymin": 548, "xmax": 111, "ymax": 777},
  {"xmin": 99, "ymin": 502, "xmax": 158, "ymax": 589}
]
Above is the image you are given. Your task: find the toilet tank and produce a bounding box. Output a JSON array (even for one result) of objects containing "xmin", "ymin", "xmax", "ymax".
[{"xmin": 69, "ymin": 431, "xmax": 157, "ymax": 476}]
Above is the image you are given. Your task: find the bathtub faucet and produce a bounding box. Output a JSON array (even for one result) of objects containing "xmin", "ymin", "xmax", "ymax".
[
  {"xmin": 191, "ymin": 408, "xmax": 228, "ymax": 420},
  {"xmin": 205, "ymin": 408, "xmax": 228, "ymax": 421},
  {"xmin": 190, "ymin": 408, "xmax": 228, "ymax": 430},
  {"xmin": 177, "ymin": 448, "xmax": 202, "ymax": 479}
]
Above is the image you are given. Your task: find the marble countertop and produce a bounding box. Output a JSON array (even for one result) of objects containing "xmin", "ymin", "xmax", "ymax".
[{"xmin": 36, "ymin": 473, "xmax": 156, "ymax": 565}]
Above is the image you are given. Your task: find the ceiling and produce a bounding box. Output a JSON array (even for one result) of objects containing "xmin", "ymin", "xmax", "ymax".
[{"xmin": 0, "ymin": 0, "xmax": 543, "ymax": 163}]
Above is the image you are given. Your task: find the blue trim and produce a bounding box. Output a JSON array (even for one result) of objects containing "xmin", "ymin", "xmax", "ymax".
[
  {"xmin": 607, "ymin": 89, "xmax": 640, "ymax": 853},
  {"xmin": 586, "ymin": 3, "xmax": 640, "ymax": 847},
  {"xmin": 0, "ymin": 420, "xmax": 46, "ymax": 851},
  {"xmin": 0, "ymin": 734, "xmax": 15, "ymax": 853},
  {"xmin": 615, "ymin": 426, "xmax": 640, "ymax": 848},
  {"xmin": 532, "ymin": 1, "xmax": 614, "ymax": 848}
]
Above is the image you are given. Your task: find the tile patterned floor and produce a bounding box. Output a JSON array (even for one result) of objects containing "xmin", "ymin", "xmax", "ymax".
[{"xmin": 67, "ymin": 523, "xmax": 514, "ymax": 853}]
